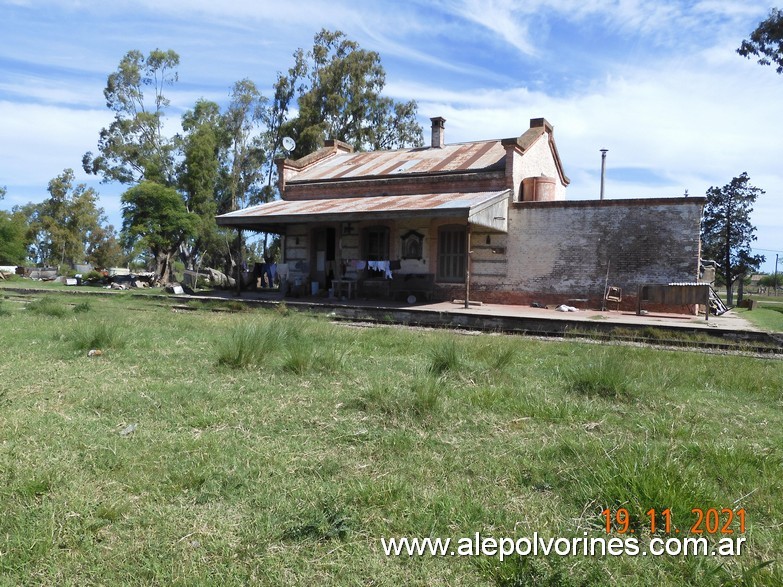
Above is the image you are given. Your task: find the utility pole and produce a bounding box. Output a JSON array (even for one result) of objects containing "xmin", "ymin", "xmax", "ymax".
[
  {"xmin": 776, "ymin": 253, "xmax": 779, "ymax": 297},
  {"xmin": 600, "ymin": 149, "xmax": 608, "ymax": 200}
]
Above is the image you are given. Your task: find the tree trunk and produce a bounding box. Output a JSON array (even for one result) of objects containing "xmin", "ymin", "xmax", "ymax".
[
  {"xmin": 155, "ymin": 251, "xmax": 176, "ymax": 285},
  {"xmin": 737, "ymin": 276, "xmax": 744, "ymax": 304},
  {"xmin": 724, "ymin": 201, "xmax": 734, "ymax": 306}
]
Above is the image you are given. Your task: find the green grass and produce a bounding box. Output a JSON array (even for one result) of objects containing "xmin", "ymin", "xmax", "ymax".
[
  {"xmin": 0, "ymin": 292, "xmax": 781, "ymax": 585},
  {"xmin": 737, "ymin": 303, "xmax": 783, "ymax": 333},
  {"xmin": 25, "ymin": 296, "xmax": 69, "ymax": 317},
  {"xmin": 67, "ymin": 320, "xmax": 127, "ymax": 352}
]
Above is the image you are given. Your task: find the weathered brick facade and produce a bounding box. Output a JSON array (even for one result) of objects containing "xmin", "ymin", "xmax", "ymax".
[
  {"xmin": 466, "ymin": 198, "xmax": 704, "ymax": 309},
  {"xmin": 218, "ymin": 117, "xmax": 705, "ymax": 312}
]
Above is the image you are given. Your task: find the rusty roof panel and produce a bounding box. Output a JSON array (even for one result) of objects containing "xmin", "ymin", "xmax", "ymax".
[
  {"xmin": 218, "ymin": 191, "xmax": 509, "ymax": 220},
  {"xmin": 292, "ymin": 141, "xmax": 506, "ymax": 182}
]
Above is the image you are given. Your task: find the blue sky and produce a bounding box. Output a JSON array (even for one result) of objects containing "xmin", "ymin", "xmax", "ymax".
[{"xmin": 1, "ymin": 0, "xmax": 781, "ymax": 272}]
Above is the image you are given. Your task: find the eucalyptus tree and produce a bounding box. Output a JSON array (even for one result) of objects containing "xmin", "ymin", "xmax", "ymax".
[
  {"xmin": 280, "ymin": 29, "xmax": 423, "ymax": 159},
  {"xmin": 83, "ymin": 49, "xmax": 181, "ymax": 186},
  {"xmin": 178, "ymin": 99, "xmax": 226, "ymax": 270},
  {"xmin": 14, "ymin": 170, "xmax": 120, "ymax": 269},
  {"xmin": 84, "ymin": 49, "xmax": 189, "ymax": 281},
  {"xmin": 223, "ymin": 79, "xmax": 269, "ymax": 212}
]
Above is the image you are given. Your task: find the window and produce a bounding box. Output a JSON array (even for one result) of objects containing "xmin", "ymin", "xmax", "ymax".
[
  {"xmin": 364, "ymin": 226, "xmax": 389, "ymax": 261},
  {"xmin": 437, "ymin": 225, "xmax": 466, "ymax": 282}
]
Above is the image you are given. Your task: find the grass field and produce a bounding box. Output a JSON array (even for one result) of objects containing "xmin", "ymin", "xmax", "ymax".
[
  {"xmin": 0, "ymin": 292, "xmax": 781, "ymax": 586},
  {"xmin": 738, "ymin": 297, "xmax": 783, "ymax": 333}
]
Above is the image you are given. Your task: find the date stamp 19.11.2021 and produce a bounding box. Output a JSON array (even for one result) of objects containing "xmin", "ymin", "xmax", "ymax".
[{"xmin": 602, "ymin": 508, "xmax": 746, "ymax": 535}]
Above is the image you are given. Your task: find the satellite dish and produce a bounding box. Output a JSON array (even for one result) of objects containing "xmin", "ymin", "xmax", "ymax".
[{"xmin": 282, "ymin": 136, "xmax": 296, "ymax": 152}]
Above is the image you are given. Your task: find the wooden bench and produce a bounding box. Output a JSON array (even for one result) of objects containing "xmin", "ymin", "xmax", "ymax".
[
  {"xmin": 359, "ymin": 278, "xmax": 391, "ymax": 298},
  {"xmin": 390, "ymin": 273, "xmax": 435, "ymax": 303}
]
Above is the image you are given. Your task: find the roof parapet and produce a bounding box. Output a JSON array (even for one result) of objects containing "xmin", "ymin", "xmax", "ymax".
[
  {"xmin": 276, "ymin": 139, "xmax": 355, "ymax": 194},
  {"xmin": 324, "ymin": 139, "xmax": 354, "ymax": 153},
  {"xmin": 529, "ymin": 117, "xmax": 553, "ymax": 133}
]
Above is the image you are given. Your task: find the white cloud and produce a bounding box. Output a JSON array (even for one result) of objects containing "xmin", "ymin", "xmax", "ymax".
[
  {"xmin": 0, "ymin": 101, "xmax": 112, "ymax": 187},
  {"xmin": 1, "ymin": 0, "xmax": 780, "ymax": 271}
]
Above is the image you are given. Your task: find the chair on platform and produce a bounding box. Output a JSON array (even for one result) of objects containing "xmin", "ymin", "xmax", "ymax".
[{"xmin": 605, "ymin": 286, "xmax": 622, "ymax": 311}]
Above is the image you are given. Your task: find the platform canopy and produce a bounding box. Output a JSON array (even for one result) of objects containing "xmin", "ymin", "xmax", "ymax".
[{"xmin": 216, "ymin": 190, "xmax": 510, "ymax": 233}]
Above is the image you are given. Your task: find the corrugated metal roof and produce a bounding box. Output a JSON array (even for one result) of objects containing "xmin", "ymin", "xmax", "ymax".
[
  {"xmin": 667, "ymin": 282, "xmax": 711, "ymax": 286},
  {"xmin": 216, "ymin": 191, "xmax": 510, "ymax": 232},
  {"xmin": 292, "ymin": 140, "xmax": 506, "ymax": 182},
  {"xmin": 219, "ymin": 191, "xmax": 506, "ymax": 218}
]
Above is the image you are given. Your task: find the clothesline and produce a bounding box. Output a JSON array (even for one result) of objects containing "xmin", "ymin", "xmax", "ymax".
[{"xmin": 346, "ymin": 259, "xmax": 395, "ymax": 279}]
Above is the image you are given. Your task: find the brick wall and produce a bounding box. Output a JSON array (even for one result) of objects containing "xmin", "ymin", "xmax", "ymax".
[
  {"xmin": 468, "ymin": 198, "xmax": 705, "ymax": 310},
  {"xmin": 284, "ymin": 170, "xmax": 508, "ymax": 200}
]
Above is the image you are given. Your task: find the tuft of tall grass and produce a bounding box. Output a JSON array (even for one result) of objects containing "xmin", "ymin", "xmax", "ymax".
[
  {"xmin": 216, "ymin": 321, "xmax": 273, "ymax": 368},
  {"xmin": 282, "ymin": 502, "xmax": 351, "ymax": 542},
  {"xmin": 474, "ymin": 342, "xmax": 517, "ymax": 373},
  {"xmin": 27, "ymin": 297, "xmax": 68, "ymax": 318},
  {"xmin": 70, "ymin": 321, "xmax": 127, "ymax": 351},
  {"xmin": 282, "ymin": 344, "xmax": 314, "ymax": 374},
  {"xmin": 216, "ymin": 316, "xmax": 350, "ymax": 375},
  {"xmin": 72, "ymin": 301, "xmax": 92, "ymax": 314},
  {"xmin": 0, "ymin": 300, "xmax": 10, "ymax": 317},
  {"xmin": 553, "ymin": 439, "xmax": 720, "ymax": 537},
  {"xmin": 427, "ymin": 339, "xmax": 462, "ymax": 374},
  {"xmin": 352, "ymin": 376, "xmax": 444, "ymax": 422},
  {"xmin": 561, "ymin": 352, "xmax": 631, "ymax": 399}
]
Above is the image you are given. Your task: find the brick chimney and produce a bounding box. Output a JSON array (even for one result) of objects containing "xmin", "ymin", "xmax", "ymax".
[{"xmin": 430, "ymin": 116, "xmax": 446, "ymax": 148}]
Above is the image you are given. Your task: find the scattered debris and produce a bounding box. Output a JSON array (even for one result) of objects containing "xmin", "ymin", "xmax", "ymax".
[
  {"xmin": 28, "ymin": 267, "xmax": 58, "ymax": 280},
  {"xmin": 119, "ymin": 423, "xmax": 137, "ymax": 437},
  {"xmin": 87, "ymin": 349, "xmax": 103, "ymax": 357},
  {"xmin": 205, "ymin": 268, "xmax": 235, "ymax": 288},
  {"xmin": 555, "ymin": 304, "xmax": 579, "ymax": 312}
]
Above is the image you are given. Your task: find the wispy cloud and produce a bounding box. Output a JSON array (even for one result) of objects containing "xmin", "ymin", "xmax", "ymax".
[{"xmin": 1, "ymin": 0, "xmax": 781, "ymax": 270}]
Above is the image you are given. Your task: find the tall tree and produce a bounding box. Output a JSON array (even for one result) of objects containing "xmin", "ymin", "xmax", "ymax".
[
  {"xmin": 223, "ymin": 79, "xmax": 268, "ymax": 212},
  {"xmin": 16, "ymin": 170, "xmax": 119, "ymax": 269},
  {"xmin": 280, "ymin": 29, "xmax": 423, "ymax": 158},
  {"xmin": 83, "ymin": 49, "xmax": 180, "ymax": 185},
  {"xmin": 738, "ymin": 8, "xmax": 783, "ymax": 74},
  {"xmin": 179, "ymin": 99, "xmax": 226, "ymax": 270},
  {"xmin": 121, "ymin": 181, "xmax": 197, "ymax": 284},
  {"xmin": 0, "ymin": 187, "xmax": 29, "ymax": 265},
  {"xmin": 701, "ymin": 173, "xmax": 765, "ymax": 306},
  {"xmin": 260, "ymin": 57, "xmax": 307, "ymax": 203}
]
